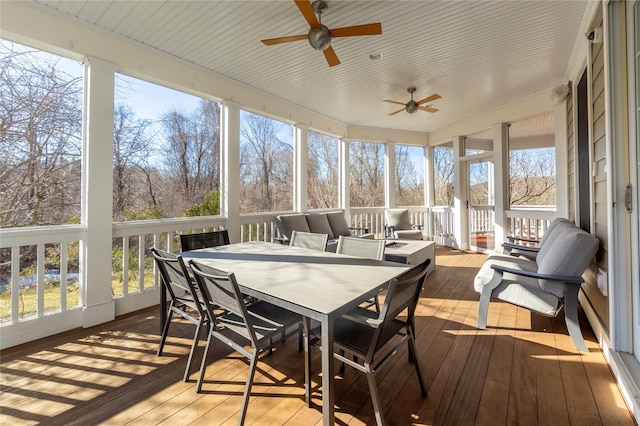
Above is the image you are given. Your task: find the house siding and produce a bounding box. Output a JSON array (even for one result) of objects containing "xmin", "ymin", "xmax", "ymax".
[{"xmin": 583, "ymin": 10, "xmax": 609, "ymax": 329}]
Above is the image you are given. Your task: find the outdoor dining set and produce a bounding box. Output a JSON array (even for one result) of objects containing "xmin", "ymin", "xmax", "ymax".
[{"xmin": 151, "ymin": 209, "xmax": 433, "ymax": 426}]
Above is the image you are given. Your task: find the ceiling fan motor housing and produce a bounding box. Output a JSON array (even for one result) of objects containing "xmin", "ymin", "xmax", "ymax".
[
  {"xmin": 405, "ymin": 101, "xmax": 418, "ymax": 114},
  {"xmin": 308, "ymin": 25, "xmax": 332, "ymax": 50}
]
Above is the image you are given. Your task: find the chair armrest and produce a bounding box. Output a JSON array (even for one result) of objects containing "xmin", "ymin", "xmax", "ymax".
[
  {"xmin": 349, "ymin": 226, "xmax": 370, "ymax": 234},
  {"xmin": 502, "ymin": 242, "xmax": 540, "ymax": 253},
  {"xmin": 490, "ymin": 263, "xmax": 584, "ymax": 284},
  {"xmin": 507, "ymin": 236, "xmax": 540, "ymax": 244}
]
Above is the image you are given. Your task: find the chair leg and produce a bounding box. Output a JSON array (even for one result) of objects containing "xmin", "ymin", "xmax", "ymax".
[
  {"xmin": 408, "ymin": 330, "xmax": 427, "ymax": 396},
  {"xmin": 157, "ymin": 309, "xmax": 174, "ymax": 356},
  {"xmin": 366, "ymin": 371, "xmax": 385, "ymax": 426},
  {"xmin": 564, "ymin": 285, "xmax": 588, "ymax": 352},
  {"xmin": 196, "ymin": 332, "xmax": 214, "ymax": 393},
  {"xmin": 477, "ymin": 270, "xmax": 503, "ymax": 328},
  {"xmin": 183, "ymin": 319, "xmax": 204, "ymax": 382},
  {"xmin": 238, "ymin": 353, "xmax": 259, "ymax": 426}
]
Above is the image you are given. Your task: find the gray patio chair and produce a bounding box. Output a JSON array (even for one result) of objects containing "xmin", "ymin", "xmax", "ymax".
[
  {"xmin": 384, "ymin": 208, "xmax": 424, "ymax": 240},
  {"xmin": 180, "ymin": 229, "xmax": 229, "ymax": 251},
  {"xmin": 189, "ymin": 260, "xmax": 301, "ymax": 425},
  {"xmin": 336, "ymin": 236, "xmax": 386, "ymax": 310},
  {"xmin": 475, "ymin": 225, "xmax": 600, "ymax": 351},
  {"xmin": 151, "ymin": 248, "xmax": 207, "ymax": 382},
  {"xmin": 289, "ymin": 230, "xmax": 328, "ymax": 251},
  {"xmin": 303, "ymin": 259, "xmax": 430, "ymax": 426}
]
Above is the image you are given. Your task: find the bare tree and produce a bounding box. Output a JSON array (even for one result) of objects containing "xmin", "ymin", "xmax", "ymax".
[
  {"xmin": 113, "ymin": 103, "xmax": 156, "ymax": 220},
  {"xmin": 0, "ymin": 41, "xmax": 82, "ymax": 227},
  {"xmin": 160, "ymin": 99, "xmax": 220, "ymax": 216},
  {"xmin": 349, "ymin": 141, "xmax": 385, "ymax": 207},
  {"xmin": 433, "ymin": 147, "xmax": 454, "ymax": 206},
  {"xmin": 395, "ymin": 145, "xmax": 423, "ymax": 206},
  {"xmin": 307, "ymin": 131, "xmax": 338, "ymax": 209},
  {"xmin": 239, "ymin": 111, "xmax": 293, "ymax": 213},
  {"xmin": 509, "ymin": 148, "xmax": 556, "ymax": 205}
]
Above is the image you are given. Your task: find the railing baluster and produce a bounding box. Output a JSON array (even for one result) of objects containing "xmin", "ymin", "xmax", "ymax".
[
  {"xmin": 11, "ymin": 246, "xmax": 20, "ymax": 323},
  {"xmin": 60, "ymin": 241, "xmax": 68, "ymax": 311}
]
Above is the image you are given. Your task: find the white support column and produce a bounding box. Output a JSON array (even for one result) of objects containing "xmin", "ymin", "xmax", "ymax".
[
  {"xmin": 385, "ymin": 142, "xmax": 396, "ymax": 208},
  {"xmin": 221, "ymin": 100, "xmax": 241, "ymax": 243},
  {"xmin": 294, "ymin": 124, "xmax": 309, "ymax": 212},
  {"xmin": 425, "ymin": 146, "xmax": 435, "ymax": 239},
  {"xmin": 81, "ymin": 57, "xmax": 117, "ymax": 327},
  {"xmin": 492, "ymin": 122, "xmax": 510, "ymax": 245},
  {"xmin": 453, "ymin": 136, "xmax": 468, "ymax": 249},
  {"xmin": 339, "ymin": 138, "xmax": 351, "ymax": 216},
  {"xmin": 553, "ymin": 103, "xmax": 569, "ymax": 218},
  {"xmin": 425, "ymin": 146, "xmax": 435, "ymax": 208}
]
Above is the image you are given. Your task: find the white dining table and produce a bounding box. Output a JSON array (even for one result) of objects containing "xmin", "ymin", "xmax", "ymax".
[{"xmin": 178, "ymin": 241, "xmax": 411, "ymax": 425}]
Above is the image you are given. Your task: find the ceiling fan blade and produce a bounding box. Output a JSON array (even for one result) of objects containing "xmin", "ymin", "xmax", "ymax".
[
  {"xmin": 323, "ymin": 46, "xmax": 340, "ymax": 67},
  {"xmin": 330, "ymin": 23, "xmax": 382, "ymax": 38},
  {"xmin": 389, "ymin": 108, "xmax": 405, "ymax": 116},
  {"xmin": 261, "ymin": 34, "xmax": 308, "ymax": 45},
  {"xmin": 383, "ymin": 100, "xmax": 406, "ymax": 106},
  {"xmin": 415, "ymin": 93, "xmax": 442, "ymax": 105},
  {"xmin": 418, "ymin": 106, "xmax": 439, "ymax": 113},
  {"xmin": 295, "ymin": 0, "xmax": 320, "ymax": 29}
]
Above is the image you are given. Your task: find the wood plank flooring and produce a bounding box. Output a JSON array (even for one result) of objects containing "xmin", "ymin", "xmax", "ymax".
[{"xmin": 1, "ymin": 246, "xmax": 635, "ymax": 425}]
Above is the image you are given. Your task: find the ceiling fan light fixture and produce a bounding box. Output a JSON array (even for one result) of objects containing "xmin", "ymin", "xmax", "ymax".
[{"xmin": 308, "ymin": 26, "xmax": 332, "ymax": 50}]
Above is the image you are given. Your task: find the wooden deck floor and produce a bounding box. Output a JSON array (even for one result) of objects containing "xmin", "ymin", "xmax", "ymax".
[{"xmin": 1, "ymin": 247, "xmax": 635, "ymax": 425}]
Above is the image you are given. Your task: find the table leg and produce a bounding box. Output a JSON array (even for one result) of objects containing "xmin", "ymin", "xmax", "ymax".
[{"xmin": 321, "ymin": 314, "xmax": 335, "ymax": 426}]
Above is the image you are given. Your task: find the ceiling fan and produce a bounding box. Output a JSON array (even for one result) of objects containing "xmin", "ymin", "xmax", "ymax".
[
  {"xmin": 261, "ymin": 0, "xmax": 382, "ymax": 67},
  {"xmin": 383, "ymin": 87, "xmax": 441, "ymax": 115}
]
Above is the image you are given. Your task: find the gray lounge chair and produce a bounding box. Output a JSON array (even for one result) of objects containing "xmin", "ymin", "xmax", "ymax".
[{"xmin": 474, "ymin": 225, "xmax": 600, "ymax": 351}]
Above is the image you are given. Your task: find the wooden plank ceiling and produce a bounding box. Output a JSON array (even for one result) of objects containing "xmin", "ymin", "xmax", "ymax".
[{"xmin": 25, "ymin": 0, "xmax": 588, "ymax": 135}]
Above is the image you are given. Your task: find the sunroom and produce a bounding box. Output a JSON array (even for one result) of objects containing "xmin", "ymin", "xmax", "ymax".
[{"xmin": 1, "ymin": 0, "xmax": 639, "ymax": 424}]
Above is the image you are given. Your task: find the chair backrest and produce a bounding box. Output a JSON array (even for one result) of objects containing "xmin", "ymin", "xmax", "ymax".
[
  {"xmin": 276, "ymin": 214, "xmax": 311, "ymax": 240},
  {"xmin": 385, "ymin": 208, "xmax": 412, "ymax": 230},
  {"xmin": 537, "ymin": 217, "xmax": 573, "ymax": 249},
  {"xmin": 367, "ymin": 259, "xmax": 430, "ymax": 359},
  {"xmin": 325, "ymin": 211, "xmax": 352, "ymax": 237},
  {"xmin": 536, "ymin": 226, "xmax": 600, "ymax": 298},
  {"xmin": 336, "ymin": 236, "xmax": 385, "ymax": 260},
  {"xmin": 289, "ymin": 230, "xmax": 329, "ymax": 251},
  {"xmin": 189, "ymin": 260, "xmax": 260, "ymax": 346},
  {"xmin": 151, "ymin": 248, "xmax": 199, "ymax": 305},
  {"xmin": 180, "ymin": 230, "xmax": 230, "ymax": 252}
]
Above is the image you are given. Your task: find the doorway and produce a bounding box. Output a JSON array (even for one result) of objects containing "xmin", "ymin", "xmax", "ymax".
[{"xmin": 468, "ymin": 159, "xmax": 495, "ymax": 252}]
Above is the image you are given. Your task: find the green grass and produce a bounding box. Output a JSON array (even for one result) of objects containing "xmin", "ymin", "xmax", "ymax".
[{"xmin": 0, "ymin": 270, "xmax": 157, "ymax": 322}]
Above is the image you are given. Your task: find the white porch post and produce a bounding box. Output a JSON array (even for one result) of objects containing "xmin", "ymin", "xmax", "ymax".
[
  {"xmin": 294, "ymin": 124, "xmax": 309, "ymax": 212},
  {"xmin": 340, "ymin": 137, "xmax": 351, "ymax": 216},
  {"xmin": 453, "ymin": 136, "xmax": 468, "ymax": 249},
  {"xmin": 385, "ymin": 142, "xmax": 396, "ymax": 208},
  {"xmin": 425, "ymin": 146, "xmax": 435, "ymax": 239},
  {"xmin": 81, "ymin": 57, "xmax": 116, "ymax": 327},
  {"xmin": 493, "ymin": 123, "xmax": 509, "ymax": 244},
  {"xmin": 221, "ymin": 101, "xmax": 241, "ymax": 243}
]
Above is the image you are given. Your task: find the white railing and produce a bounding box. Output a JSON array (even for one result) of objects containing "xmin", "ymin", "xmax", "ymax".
[
  {"xmin": 430, "ymin": 206, "xmax": 455, "ymax": 246},
  {"xmin": 0, "ymin": 206, "xmax": 557, "ymax": 348},
  {"xmin": 0, "ymin": 225, "xmax": 86, "ymax": 325},
  {"xmin": 350, "ymin": 206, "xmax": 430, "ymax": 238},
  {"xmin": 506, "ymin": 208, "xmax": 556, "ymax": 241},
  {"xmin": 469, "ymin": 205, "xmax": 496, "ymax": 234}
]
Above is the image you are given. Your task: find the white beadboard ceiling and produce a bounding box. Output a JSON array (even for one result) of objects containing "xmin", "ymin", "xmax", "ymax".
[{"xmin": 23, "ymin": 0, "xmax": 588, "ymax": 136}]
